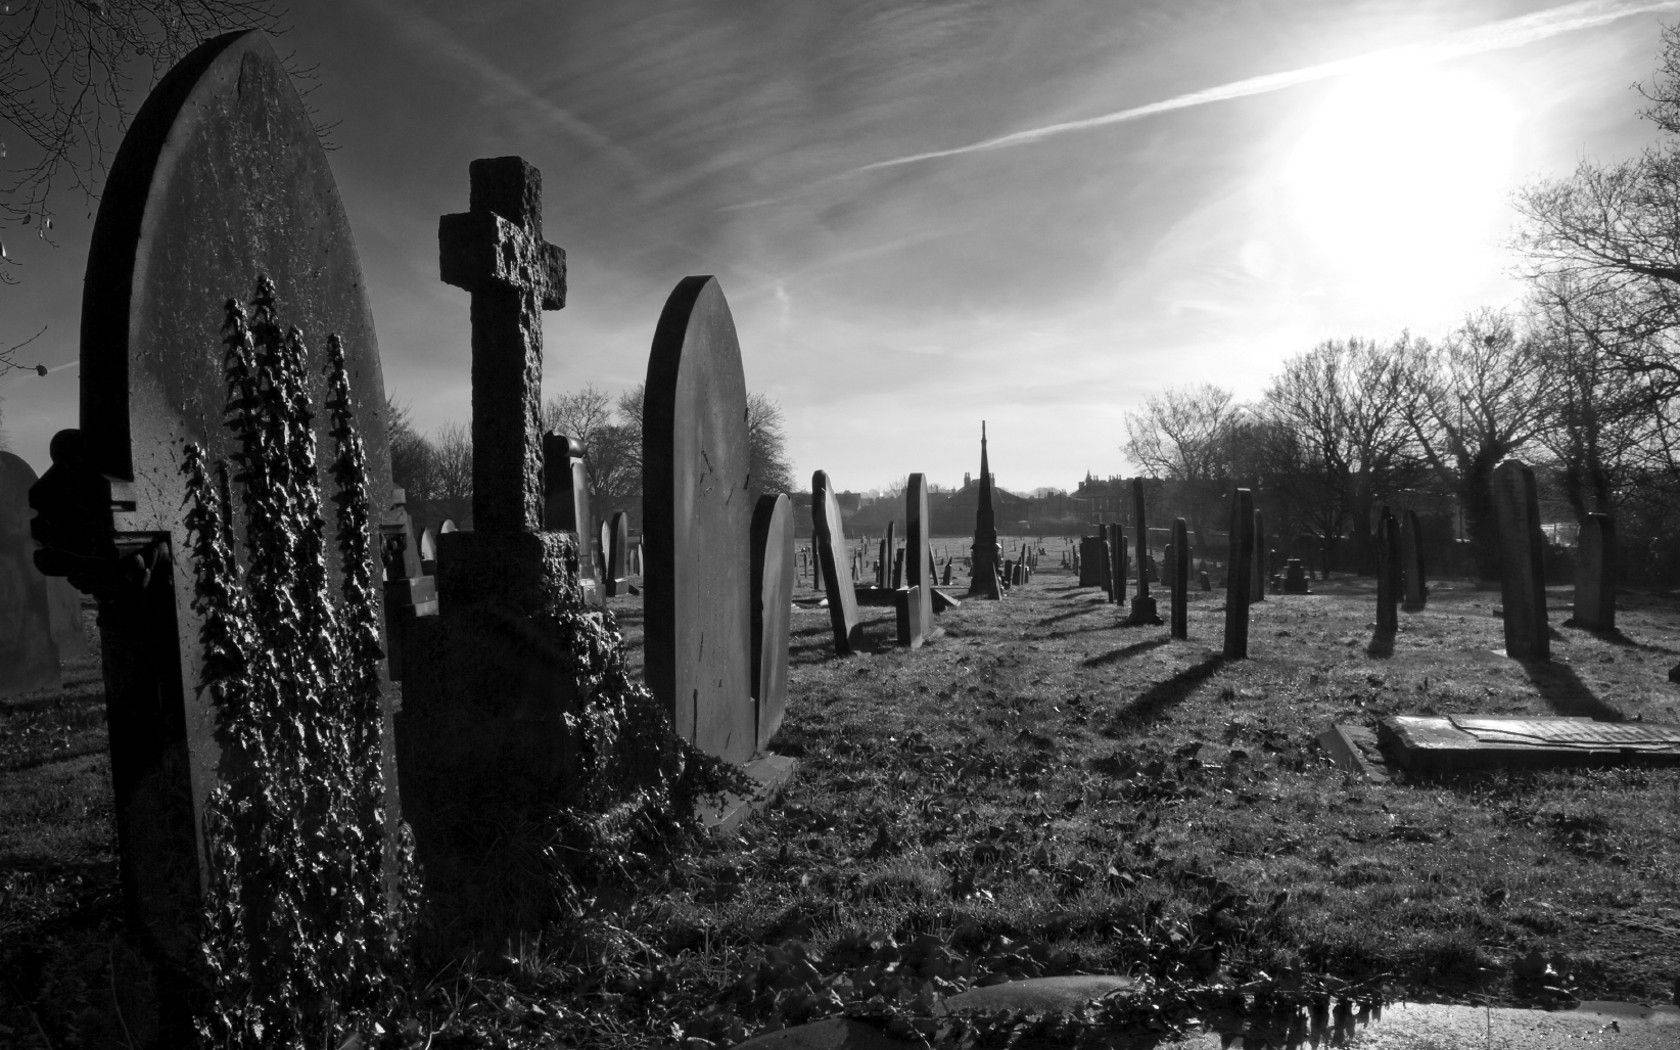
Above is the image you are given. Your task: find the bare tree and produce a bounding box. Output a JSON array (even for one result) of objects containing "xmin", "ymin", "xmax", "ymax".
[
  {"xmin": 1123, "ymin": 383, "xmax": 1243, "ymax": 541},
  {"xmin": 1401, "ymin": 311, "xmax": 1551, "ymax": 579},
  {"xmin": 386, "ymin": 396, "xmax": 438, "ymax": 512},
  {"xmin": 747, "ymin": 391, "xmax": 794, "ymax": 498},
  {"xmin": 2, "ymin": 1, "xmax": 285, "ymax": 280},
  {"xmin": 545, "ymin": 383, "xmax": 638, "ymax": 518},
  {"xmin": 430, "ymin": 422, "xmax": 474, "ymax": 529}
]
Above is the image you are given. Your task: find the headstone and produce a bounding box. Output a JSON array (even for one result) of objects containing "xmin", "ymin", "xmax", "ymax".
[
  {"xmin": 876, "ymin": 537, "xmax": 888, "ymax": 589},
  {"xmin": 1282, "ymin": 558, "xmax": 1310, "ymax": 594},
  {"xmin": 0, "ymin": 452, "xmax": 60, "ymax": 694},
  {"xmin": 605, "ymin": 510, "xmax": 630, "ymax": 597},
  {"xmin": 440, "ymin": 518, "xmax": 458, "ymax": 533},
  {"xmin": 1375, "ymin": 507, "xmax": 1399, "ymax": 635},
  {"xmin": 1199, "ymin": 569, "xmax": 1211, "ymax": 591},
  {"xmin": 941, "ymin": 560, "xmax": 953, "ymax": 586},
  {"xmin": 1492, "ymin": 459, "xmax": 1549, "ymax": 660},
  {"xmin": 1126, "ymin": 478, "xmax": 1161, "ymax": 626},
  {"xmin": 1106, "ymin": 523, "xmax": 1125, "ymax": 604},
  {"xmin": 1223, "ymin": 489, "xmax": 1255, "ymax": 659},
  {"xmin": 899, "ymin": 474, "xmax": 939, "ymax": 647},
  {"xmin": 892, "ymin": 547, "xmax": 905, "ymax": 589},
  {"xmin": 24, "ymin": 32, "xmax": 406, "ymax": 1036},
  {"xmin": 1170, "ymin": 517, "xmax": 1189, "ymax": 640},
  {"xmin": 419, "ymin": 526, "xmax": 439, "ymax": 575},
  {"xmin": 1250, "ymin": 509, "xmax": 1266, "ymax": 602},
  {"xmin": 643, "ymin": 276, "xmax": 756, "ymax": 761},
  {"xmin": 1570, "ymin": 512, "xmax": 1614, "ymax": 632},
  {"xmin": 966, "ymin": 421, "xmax": 1004, "ymax": 599},
  {"xmin": 812, "ymin": 470, "xmax": 863, "ymax": 653},
  {"xmin": 1078, "ymin": 535, "xmax": 1105, "ymax": 588},
  {"xmin": 1400, "ymin": 508, "xmax": 1427, "ymax": 609},
  {"xmin": 541, "ymin": 431, "xmax": 601, "ymax": 605},
  {"xmin": 750, "ymin": 494, "xmax": 793, "ymax": 746},
  {"xmin": 812, "ymin": 538, "xmax": 824, "ymax": 590},
  {"xmin": 599, "ymin": 518, "xmax": 613, "ymax": 584}
]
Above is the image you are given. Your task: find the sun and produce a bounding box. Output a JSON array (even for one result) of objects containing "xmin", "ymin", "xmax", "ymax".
[{"xmin": 1280, "ymin": 65, "xmax": 1519, "ymax": 302}]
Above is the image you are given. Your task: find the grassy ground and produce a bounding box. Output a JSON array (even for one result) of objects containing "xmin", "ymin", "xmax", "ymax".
[{"xmin": 6, "ymin": 547, "xmax": 1680, "ymax": 1047}]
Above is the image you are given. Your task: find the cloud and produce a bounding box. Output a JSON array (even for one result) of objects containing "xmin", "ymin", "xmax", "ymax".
[{"xmin": 839, "ymin": 0, "xmax": 1680, "ymax": 177}]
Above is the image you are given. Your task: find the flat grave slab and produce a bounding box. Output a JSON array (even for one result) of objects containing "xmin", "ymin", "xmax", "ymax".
[{"xmin": 1379, "ymin": 714, "xmax": 1680, "ymax": 775}]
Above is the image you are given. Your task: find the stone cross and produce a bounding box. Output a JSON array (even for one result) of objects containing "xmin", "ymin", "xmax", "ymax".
[{"xmin": 440, "ymin": 157, "xmax": 566, "ymax": 534}]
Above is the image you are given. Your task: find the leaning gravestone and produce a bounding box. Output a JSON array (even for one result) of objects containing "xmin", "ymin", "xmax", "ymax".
[
  {"xmin": 1224, "ymin": 489, "xmax": 1255, "ymax": 659},
  {"xmin": 1570, "ymin": 512, "xmax": 1615, "ymax": 633},
  {"xmin": 0, "ymin": 452, "xmax": 60, "ymax": 694},
  {"xmin": 813, "ymin": 470, "xmax": 864, "ymax": 653},
  {"xmin": 24, "ymin": 30, "xmax": 404, "ymax": 1039},
  {"xmin": 750, "ymin": 494, "xmax": 793, "ymax": 745},
  {"xmin": 1492, "ymin": 459, "xmax": 1549, "ymax": 660},
  {"xmin": 897, "ymin": 473, "xmax": 939, "ymax": 648},
  {"xmin": 644, "ymin": 276, "xmax": 758, "ymax": 762}
]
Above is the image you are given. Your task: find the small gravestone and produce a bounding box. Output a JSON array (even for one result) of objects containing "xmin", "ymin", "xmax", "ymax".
[
  {"xmin": 1224, "ymin": 489, "xmax": 1255, "ymax": 658},
  {"xmin": 419, "ymin": 527, "xmax": 439, "ymax": 575},
  {"xmin": 542, "ymin": 431, "xmax": 601, "ymax": 606},
  {"xmin": 1126, "ymin": 478, "xmax": 1162, "ymax": 626},
  {"xmin": 1282, "ymin": 558, "xmax": 1310, "ymax": 594},
  {"xmin": 605, "ymin": 510, "xmax": 630, "ymax": 597},
  {"xmin": 0, "ymin": 452, "xmax": 60, "ymax": 694},
  {"xmin": 25, "ymin": 32, "xmax": 407, "ymax": 1036},
  {"xmin": 1492, "ymin": 459, "xmax": 1549, "ymax": 660},
  {"xmin": 812, "ymin": 470, "xmax": 863, "ymax": 653},
  {"xmin": 1170, "ymin": 517, "xmax": 1189, "ymax": 640},
  {"xmin": 902, "ymin": 473, "xmax": 939, "ymax": 645},
  {"xmin": 1250, "ymin": 509, "xmax": 1267, "ymax": 602},
  {"xmin": 1570, "ymin": 512, "xmax": 1614, "ymax": 633},
  {"xmin": 1375, "ymin": 507, "xmax": 1399, "ymax": 635},
  {"xmin": 1400, "ymin": 508, "xmax": 1427, "ymax": 609},
  {"xmin": 1106, "ymin": 523, "xmax": 1125, "ymax": 604},
  {"xmin": 1078, "ymin": 534, "xmax": 1104, "ymax": 588},
  {"xmin": 750, "ymin": 494, "xmax": 793, "ymax": 744},
  {"xmin": 643, "ymin": 276, "xmax": 756, "ymax": 762},
  {"xmin": 1199, "ymin": 569, "xmax": 1212, "ymax": 591}
]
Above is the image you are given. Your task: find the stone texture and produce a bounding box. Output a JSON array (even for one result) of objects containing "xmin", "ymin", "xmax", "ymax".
[
  {"xmin": 750, "ymin": 494, "xmax": 793, "ymax": 746},
  {"xmin": 542, "ymin": 431, "xmax": 600, "ymax": 603},
  {"xmin": 440, "ymin": 157, "xmax": 564, "ymax": 535},
  {"xmin": 25, "ymin": 32, "xmax": 405, "ymax": 1040},
  {"xmin": 643, "ymin": 276, "xmax": 756, "ymax": 763},
  {"xmin": 1170, "ymin": 517, "xmax": 1189, "ymax": 640},
  {"xmin": 0, "ymin": 452, "xmax": 60, "ymax": 695},
  {"xmin": 1493, "ymin": 459, "xmax": 1549, "ymax": 660},
  {"xmin": 1572, "ymin": 511, "xmax": 1615, "ymax": 632},
  {"xmin": 812, "ymin": 471, "xmax": 862, "ymax": 654},
  {"xmin": 1223, "ymin": 489, "xmax": 1254, "ymax": 659}
]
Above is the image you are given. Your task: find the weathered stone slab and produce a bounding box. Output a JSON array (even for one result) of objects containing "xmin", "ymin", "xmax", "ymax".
[
  {"xmin": 1170, "ymin": 517, "xmax": 1189, "ymax": 640},
  {"xmin": 644, "ymin": 276, "xmax": 756, "ymax": 763},
  {"xmin": 1223, "ymin": 489, "xmax": 1254, "ymax": 658},
  {"xmin": 27, "ymin": 32, "xmax": 404, "ymax": 1006},
  {"xmin": 0, "ymin": 452, "xmax": 60, "ymax": 694},
  {"xmin": 1570, "ymin": 511, "xmax": 1615, "ymax": 632},
  {"xmin": 1380, "ymin": 714, "xmax": 1680, "ymax": 775},
  {"xmin": 750, "ymin": 494, "xmax": 792, "ymax": 746},
  {"xmin": 1493, "ymin": 458, "xmax": 1549, "ymax": 660},
  {"xmin": 812, "ymin": 470, "xmax": 862, "ymax": 654}
]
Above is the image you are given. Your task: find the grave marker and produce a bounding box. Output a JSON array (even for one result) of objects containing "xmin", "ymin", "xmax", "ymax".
[
  {"xmin": 605, "ymin": 510, "xmax": 630, "ymax": 596},
  {"xmin": 812, "ymin": 470, "xmax": 863, "ymax": 653},
  {"xmin": 1170, "ymin": 517, "xmax": 1189, "ymax": 640},
  {"xmin": 1400, "ymin": 508, "xmax": 1427, "ymax": 609},
  {"xmin": 1127, "ymin": 478, "xmax": 1162, "ymax": 626},
  {"xmin": 25, "ymin": 31, "xmax": 406, "ymax": 1034},
  {"xmin": 1223, "ymin": 489, "xmax": 1254, "ymax": 659},
  {"xmin": 0, "ymin": 452, "xmax": 60, "ymax": 694},
  {"xmin": 750, "ymin": 494, "xmax": 793, "ymax": 745},
  {"xmin": 542, "ymin": 431, "xmax": 600, "ymax": 604},
  {"xmin": 1570, "ymin": 512, "xmax": 1614, "ymax": 633},
  {"xmin": 1375, "ymin": 507, "xmax": 1399, "ymax": 636},
  {"xmin": 898, "ymin": 474, "xmax": 940, "ymax": 647},
  {"xmin": 1492, "ymin": 459, "xmax": 1549, "ymax": 660},
  {"xmin": 1107, "ymin": 523, "xmax": 1125, "ymax": 604}
]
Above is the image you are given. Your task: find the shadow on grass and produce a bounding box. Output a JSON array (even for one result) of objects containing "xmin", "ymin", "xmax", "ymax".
[
  {"xmin": 1519, "ymin": 659, "xmax": 1623, "ymax": 720},
  {"xmin": 1035, "ymin": 605, "xmax": 1102, "ymax": 628},
  {"xmin": 1082, "ymin": 637, "xmax": 1170, "ymax": 668},
  {"xmin": 1107, "ymin": 652, "xmax": 1226, "ymax": 727},
  {"xmin": 1575, "ymin": 626, "xmax": 1680, "ymax": 657}
]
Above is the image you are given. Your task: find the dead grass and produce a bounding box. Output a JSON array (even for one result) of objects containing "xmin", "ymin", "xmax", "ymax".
[{"xmin": 6, "ymin": 552, "xmax": 1680, "ymax": 1046}]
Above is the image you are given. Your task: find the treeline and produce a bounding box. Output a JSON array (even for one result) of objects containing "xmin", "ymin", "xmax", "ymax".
[
  {"xmin": 1125, "ymin": 24, "xmax": 1680, "ymax": 585},
  {"xmin": 387, "ymin": 384, "xmax": 794, "ymax": 532}
]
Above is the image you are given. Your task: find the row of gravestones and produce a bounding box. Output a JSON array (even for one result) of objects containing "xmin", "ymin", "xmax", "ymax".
[
  {"xmin": 811, "ymin": 471, "xmax": 945, "ymax": 650},
  {"xmin": 21, "ymin": 31, "xmax": 797, "ymax": 1040}
]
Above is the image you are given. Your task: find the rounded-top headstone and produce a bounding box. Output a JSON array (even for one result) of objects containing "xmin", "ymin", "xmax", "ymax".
[
  {"xmin": 0, "ymin": 452, "xmax": 60, "ymax": 694},
  {"xmin": 644, "ymin": 276, "xmax": 756, "ymax": 763},
  {"xmin": 82, "ymin": 29, "xmax": 394, "ymax": 520},
  {"xmin": 750, "ymin": 493, "xmax": 793, "ymax": 748}
]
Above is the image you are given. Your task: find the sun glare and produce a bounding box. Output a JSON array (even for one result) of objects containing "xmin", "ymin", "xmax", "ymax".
[{"xmin": 1281, "ymin": 66, "xmax": 1519, "ymax": 305}]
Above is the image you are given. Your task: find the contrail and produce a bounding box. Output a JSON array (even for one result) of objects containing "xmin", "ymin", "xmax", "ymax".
[{"xmin": 845, "ymin": 0, "xmax": 1680, "ymax": 177}]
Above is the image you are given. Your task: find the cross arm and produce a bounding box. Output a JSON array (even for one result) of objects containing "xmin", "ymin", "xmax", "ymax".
[{"xmin": 438, "ymin": 210, "xmax": 566, "ymax": 309}]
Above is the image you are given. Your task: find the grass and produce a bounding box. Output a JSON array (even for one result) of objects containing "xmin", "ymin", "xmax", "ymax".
[{"xmin": 6, "ymin": 545, "xmax": 1680, "ymax": 1047}]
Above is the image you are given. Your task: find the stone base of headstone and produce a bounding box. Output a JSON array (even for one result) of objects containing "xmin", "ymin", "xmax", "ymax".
[
  {"xmin": 894, "ymin": 586, "xmax": 942, "ymax": 649},
  {"xmin": 1125, "ymin": 595, "xmax": 1162, "ymax": 626},
  {"xmin": 604, "ymin": 574, "xmax": 629, "ymax": 597},
  {"xmin": 697, "ymin": 753, "xmax": 797, "ymax": 837}
]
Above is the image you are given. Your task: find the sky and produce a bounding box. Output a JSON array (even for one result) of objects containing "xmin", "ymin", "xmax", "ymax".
[{"xmin": 3, "ymin": 0, "xmax": 1678, "ymax": 492}]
